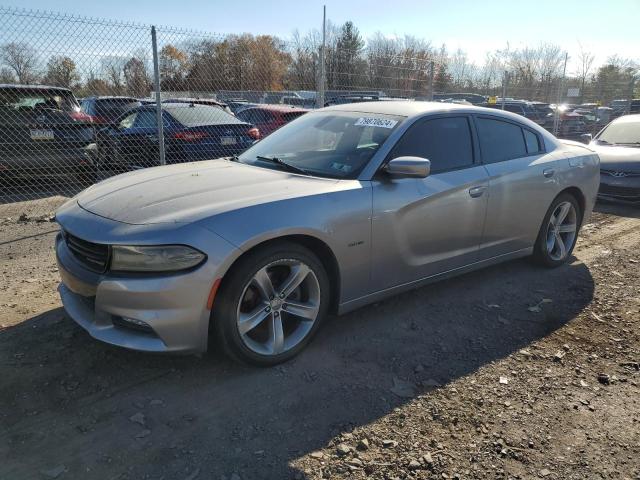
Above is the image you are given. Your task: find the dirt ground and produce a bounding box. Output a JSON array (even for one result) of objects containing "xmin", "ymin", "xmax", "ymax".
[{"xmin": 1, "ymin": 201, "xmax": 639, "ymax": 480}]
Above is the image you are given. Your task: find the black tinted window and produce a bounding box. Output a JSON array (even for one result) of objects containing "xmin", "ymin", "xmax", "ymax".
[
  {"xmin": 476, "ymin": 118, "xmax": 527, "ymax": 163},
  {"xmin": 390, "ymin": 116, "xmax": 474, "ymax": 173},
  {"xmin": 524, "ymin": 129, "xmax": 541, "ymax": 154}
]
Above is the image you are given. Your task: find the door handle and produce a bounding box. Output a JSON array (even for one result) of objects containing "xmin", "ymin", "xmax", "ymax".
[
  {"xmin": 543, "ymin": 168, "xmax": 555, "ymax": 178},
  {"xmin": 468, "ymin": 185, "xmax": 486, "ymax": 198}
]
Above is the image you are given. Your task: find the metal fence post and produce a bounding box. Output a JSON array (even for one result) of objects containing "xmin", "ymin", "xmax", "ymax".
[
  {"xmin": 151, "ymin": 26, "xmax": 166, "ymax": 166},
  {"xmin": 627, "ymin": 76, "xmax": 636, "ymax": 115},
  {"xmin": 316, "ymin": 6, "xmax": 326, "ymax": 109},
  {"xmin": 501, "ymin": 71, "xmax": 508, "ymax": 110},
  {"xmin": 428, "ymin": 61, "xmax": 434, "ymax": 101},
  {"xmin": 553, "ymin": 52, "xmax": 569, "ymax": 137}
]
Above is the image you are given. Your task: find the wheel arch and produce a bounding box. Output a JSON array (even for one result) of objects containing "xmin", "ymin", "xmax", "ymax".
[
  {"xmin": 557, "ymin": 186, "xmax": 586, "ymax": 225},
  {"xmin": 216, "ymin": 233, "xmax": 342, "ymax": 315}
]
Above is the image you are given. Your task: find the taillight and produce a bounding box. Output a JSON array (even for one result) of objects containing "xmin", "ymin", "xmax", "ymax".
[
  {"xmin": 173, "ymin": 131, "xmax": 208, "ymax": 142},
  {"xmin": 69, "ymin": 111, "xmax": 94, "ymax": 122},
  {"xmin": 247, "ymin": 127, "xmax": 261, "ymax": 140}
]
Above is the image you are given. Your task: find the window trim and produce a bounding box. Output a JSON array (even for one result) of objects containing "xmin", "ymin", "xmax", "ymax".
[
  {"xmin": 383, "ymin": 113, "xmax": 479, "ymax": 175},
  {"xmin": 472, "ymin": 114, "xmax": 545, "ymax": 165}
]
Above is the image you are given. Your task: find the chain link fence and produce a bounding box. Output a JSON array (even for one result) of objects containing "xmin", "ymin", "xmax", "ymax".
[{"xmin": 0, "ymin": 6, "xmax": 639, "ymax": 220}]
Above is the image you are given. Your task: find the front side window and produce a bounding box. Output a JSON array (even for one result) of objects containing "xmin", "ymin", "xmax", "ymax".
[
  {"xmin": 388, "ymin": 116, "xmax": 474, "ymax": 173},
  {"xmin": 238, "ymin": 111, "xmax": 404, "ymax": 179},
  {"xmin": 476, "ymin": 117, "xmax": 527, "ymax": 163}
]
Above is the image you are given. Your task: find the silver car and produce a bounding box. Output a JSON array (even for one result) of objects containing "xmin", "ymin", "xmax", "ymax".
[
  {"xmin": 584, "ymin": 114, "xmax": 640, "ymax": 203},
  {"xmin": 55, "ymin": 102, "xmax": 600, "ymax": 365}
]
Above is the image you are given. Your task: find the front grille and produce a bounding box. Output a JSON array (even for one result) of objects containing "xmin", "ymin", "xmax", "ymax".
[
  {"xmin": 599, "ymin": 183, "xmax": 640, "ymax": 198},
  {"xmin": 601, "ymin": 170, "xmax": 640, "ymax": 178},
  {"xmin": 65, "ymin": 232, "xmax": 109, "ymax": 272}
]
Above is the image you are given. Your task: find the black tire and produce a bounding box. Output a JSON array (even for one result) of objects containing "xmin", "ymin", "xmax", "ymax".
[
  {"xmin": 532, "ymin": 193, "xmax": 582, "ymax": 268},
  {"xmin": 211, "ymin": 241, "xmax": 331, "ymax": 366}
]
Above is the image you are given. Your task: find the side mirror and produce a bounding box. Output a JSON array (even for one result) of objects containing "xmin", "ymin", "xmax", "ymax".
[
  {"xmin": 580, "ymin": 133, "xmax": 592, "ymax": 144},
  {"xmin": 384, "ymin": 156, "xmax": 431, "ymax": 178}
]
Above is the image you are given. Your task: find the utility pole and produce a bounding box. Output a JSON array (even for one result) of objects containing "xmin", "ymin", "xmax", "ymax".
[{"xmin": 316, "ymin": 5, "xmax": 326, "ymax": 109}]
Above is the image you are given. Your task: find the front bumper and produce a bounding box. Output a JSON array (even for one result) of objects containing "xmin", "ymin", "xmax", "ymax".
[
  {"xmin": 598, "ymin": 174, "xmax": 640, "ymax": 203},
  {"xmin": 54, "ymin": 208, "xmax": 240, "ymax": 354}
]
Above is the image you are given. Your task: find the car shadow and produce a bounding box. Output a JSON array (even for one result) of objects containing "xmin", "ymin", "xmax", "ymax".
[
  {"xmin": 594, "ymin": 199, "xmax": 640, "ymax": 218},
  {"xmin": 0, "ymin": 257, "xmax": 594, "ymax": 479}
]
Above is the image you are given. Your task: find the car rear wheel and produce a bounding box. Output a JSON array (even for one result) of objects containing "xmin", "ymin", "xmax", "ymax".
[
  {"xmin": 533, "ymin": 193, "xmax": 581, "ymax": 267},
  {"xmin": 212, "ymin": 242, "xmax": 330, "ymax": 366}
]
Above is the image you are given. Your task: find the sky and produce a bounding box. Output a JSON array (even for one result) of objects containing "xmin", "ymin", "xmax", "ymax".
[{"xmin": 5, "ymin": 0, "xmax": 640, "ymax": 70}]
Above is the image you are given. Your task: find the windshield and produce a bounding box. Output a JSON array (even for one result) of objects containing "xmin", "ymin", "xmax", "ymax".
[
  {"xmin": 238, "ymin": 111, "xmax": 404, "ymax": 179},
  {"xmin": 597, "ymin": 118, "xmax": 640, "ymax": 145}
]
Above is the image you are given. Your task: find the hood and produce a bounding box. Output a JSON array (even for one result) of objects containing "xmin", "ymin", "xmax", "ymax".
[
  {"xmin": 589, "ymin": 144, "xmax": 640, "ymax": 173},
  {"xmin": 76, "ymin": 160, "xmax": 343, "ymax": 224}
]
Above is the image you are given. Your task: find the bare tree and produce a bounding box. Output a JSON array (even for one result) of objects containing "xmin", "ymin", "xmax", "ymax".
[
  {"xmin": 575, "ymin": 43, "xmax": 595, "ymax": 103},
  {"xmin": 0, "ymin": 42, "xmax": 39, "ymax": 84},
  {"xmin": 44, "ymin": 56, "xmax": 79, "ymax": 88}
]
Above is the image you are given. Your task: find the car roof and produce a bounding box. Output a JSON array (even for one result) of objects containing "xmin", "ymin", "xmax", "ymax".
[
  {"xmin": 0, "ymin": 83, "xmax": 72, "ymax": 92},
  {"xmin": 612, "ymin": 114, "xmax": 640, "ymax": 123},
  {"xmin": 322, "ymin": 100, "xmax": 510, "ymax": 117},
  {"xmin": 244, "ymin": 104, "xmax": 309, "ymax": 113},
  {"xmin": 88, "ymin": 96, "xmax": 139, "ymax": 101}
]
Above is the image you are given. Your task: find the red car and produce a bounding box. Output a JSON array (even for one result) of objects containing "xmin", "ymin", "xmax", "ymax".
[{"xmin": 235, "ymin": 104, "xmax": 309, "ymax": 136}]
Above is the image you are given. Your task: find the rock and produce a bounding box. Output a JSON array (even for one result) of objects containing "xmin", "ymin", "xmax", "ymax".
[
  {"xmin": 135, "ymin": 429, "xmax": 151, "ymax": 439},
  {"xmin": 390, "ymin": 377, "xmax": 416, "ymax": 398},
  {"xmin": 422, "ymin": 378, "xmax": 441, "ymax": 388},
  {"xmin": 382, "ymin": 439, "xmax": 398, "ymax": 448},
  {"xmin": 129, "ymin": 412, "xmax": 145, "ymax": 426},
  {"xmin": 336, "ymin": 443, "xmax": 351, "ymax": 456},
  {"xmin": 540, "ymin": 468, "xmax": 552, "ymax": 477},
  {"xmin": 310, "ymin": 451, "xmax": 324, "ymax": 459},
  {"xmin": 580, "ymin": 380, "xmax": 589, "ymax": 387},
  {"xmin": 597, "ymin": 373, "xmax": 610, "ymax": 385},
  {"xmin": 553, "ymin": 351, "xmax": 566, "ymax": 362},
  {"xmin": 347, "ymin": 458, "xmax": 363, "ymax": 467},
  {"xmin": 422, "ymin": 452, "xmax": 434, "ymax": 465},
  {"xmin": 408, "ymin": 459, "xmax": 421, "ymax": 470},
  {"xmin": 357, "ymin": 438, "xmax": 369, "ymax": 451},
  {"xmin": 40, "ymin": 465, "xmax": 66, "ymax": 478},
  {"xmin": 499, "ymin": 376, "xmax": 509, "ymax": 385}
]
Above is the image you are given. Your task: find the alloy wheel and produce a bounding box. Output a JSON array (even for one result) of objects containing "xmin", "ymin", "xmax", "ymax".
[
  {"xmin": 545, "ymin": 201, "xmax": 578, "ymax": 262},
  {"xmin": 236, "ymin": 259, "xmax": 320, "ymax": 356}
]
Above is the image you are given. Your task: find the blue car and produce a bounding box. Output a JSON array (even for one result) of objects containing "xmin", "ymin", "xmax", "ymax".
[{"xmin": 95, "ymin": 103, "xmax": 260, "ymax": 171}]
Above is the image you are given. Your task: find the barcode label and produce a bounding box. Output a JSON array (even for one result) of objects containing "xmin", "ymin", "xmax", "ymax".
[{"xmin": 354, "ymin": 117, "xmax": 398, "ymax": 129}]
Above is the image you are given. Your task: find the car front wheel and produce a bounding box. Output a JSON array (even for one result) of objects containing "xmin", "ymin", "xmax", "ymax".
[
  {"xmin": 212, "ymin": 242, "xmax": 330, "ymax": 366},
  {"xmin": 533, "ymin": 193, "xmax": 582, "ymax": 267}
]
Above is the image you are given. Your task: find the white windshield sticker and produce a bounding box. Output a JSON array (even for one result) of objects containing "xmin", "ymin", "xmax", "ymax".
[{"xmin": 354, "ymin": 117, "xmax": 398, "ymax": 129}]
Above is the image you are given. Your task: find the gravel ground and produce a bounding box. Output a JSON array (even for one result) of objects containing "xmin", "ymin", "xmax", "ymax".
[{"xmin": 0, "ymin": 201, "xmax": 639, "ymax": 480}]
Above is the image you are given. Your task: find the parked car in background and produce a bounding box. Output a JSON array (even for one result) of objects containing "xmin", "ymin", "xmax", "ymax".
[
  {"xmin": 95, "ymin": 103, "xmax": 259, "ymax": 171},
  {"xmin": 235, "ymin": 104, "xmax": 309, "ymax": 136},
  {"xmin": 486, "ymin": 100, "xmax": 549, "ymax": 127},
  {"xmin": 80, "ymin": 96, "xmax": 141, "ymax": 126},
  {"xmin": 226, "ymin": 100, "xmax": 258, "ymax": 115},
  {"xmin": 162, "ymin": 98, "xmax": 233, "ymax": 115},
  {"xmin": 0, "ymin": 84, "xmax": 94, "ymax": 186},
  {"xmin": 324, "ymin": 95, "xmax": 382, "ymax": 106},
  {"xmin": 583, "ymin": 114, "xmax": 640, "ymax": 203},
  {"xmin": 55, "ymin": 101, "xmax": 599, "ymax": 365}
]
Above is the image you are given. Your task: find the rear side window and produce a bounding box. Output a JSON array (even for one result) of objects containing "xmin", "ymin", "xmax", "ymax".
[
  {"xmin": 389, "ymin": 116, "xmax": 474, "ymax": 173},
  {"xmin": 476, "ymin": 118, "xmax": 527, "ymax": 163},
  {"xmin": 524, "ymin": 129, "xmax": 542, "ymax": 154},
  {"xmin": 96, "ymin": 98, "xmax": 140, "ymax": 116}
]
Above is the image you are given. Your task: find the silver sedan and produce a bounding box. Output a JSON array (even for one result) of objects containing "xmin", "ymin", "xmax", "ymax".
[{"xmin": 55, "ymin": 102, "xmax": 600, "ymax": 365}]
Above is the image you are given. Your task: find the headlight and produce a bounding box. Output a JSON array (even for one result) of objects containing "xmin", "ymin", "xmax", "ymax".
[{"xmin": 110, "ymin": 245, "xmax": 206, "ymax": 272}]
